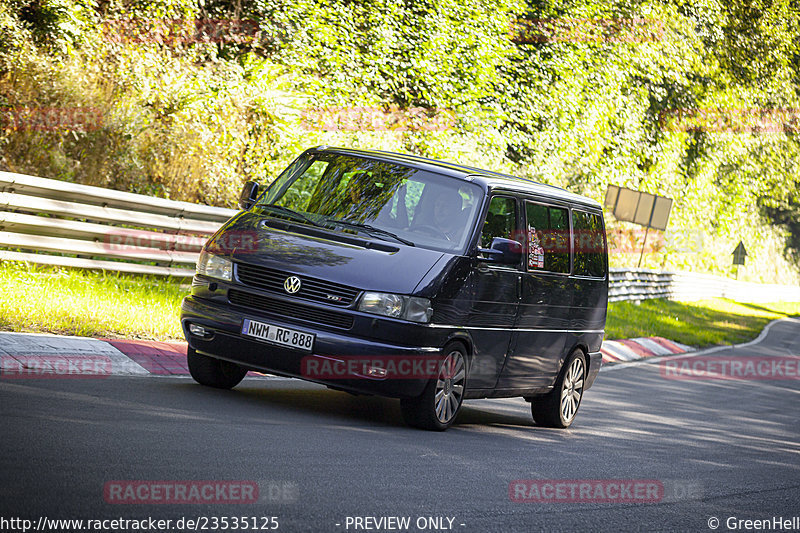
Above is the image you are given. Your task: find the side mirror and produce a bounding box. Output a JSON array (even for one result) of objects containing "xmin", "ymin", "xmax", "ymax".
[
  {"xmin": 238, "ymin": 181, "xmax": 259, "ymax": 210},
  {"xmin": 477, "ymin": 237, "xmax": 522, "ymax": 265}
]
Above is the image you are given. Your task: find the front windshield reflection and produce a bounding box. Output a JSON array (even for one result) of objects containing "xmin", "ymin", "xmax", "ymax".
[{"xmin": 260, "ymin": 154, "xmax": 483, "ymax": 253}]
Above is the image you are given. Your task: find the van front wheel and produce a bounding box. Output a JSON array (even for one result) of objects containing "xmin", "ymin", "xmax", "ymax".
[
  {"xmin": 531, "ymin": 349, "xmax": 586, "ymax": 428},
  {"xmin": 187, "ymin": 347, "xmax": 247, "ymax": 389},
  {"xmin": 400, "ymin": 345, "xmax": 467, "ymax": 431}
]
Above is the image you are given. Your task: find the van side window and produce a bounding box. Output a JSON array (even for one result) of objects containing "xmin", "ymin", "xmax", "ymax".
[
  {"xmin": 573, "ymin": 210, "xmax": 607, "ymax": 278},
  {"xmin": 480, "ymin": 196, "xmax": 518, "ymax": 248},
  {"xmin": 525, "ymin": 202, "xmax": 570, "ymax": 273}
]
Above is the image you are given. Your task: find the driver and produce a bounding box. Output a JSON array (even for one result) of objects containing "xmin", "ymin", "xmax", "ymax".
[{"xmin": 432, "ymin": 189, "xmax": 466, "ymax": 242}]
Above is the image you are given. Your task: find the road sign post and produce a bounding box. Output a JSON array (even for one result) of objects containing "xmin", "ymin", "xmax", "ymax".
[{"xmin": 732, "ymin": 241, "xmax": 747, "ymax": 279}]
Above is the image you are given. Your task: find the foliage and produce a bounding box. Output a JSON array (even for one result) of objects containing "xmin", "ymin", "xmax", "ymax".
[{"xmin": 1, "ymin": 0, "xmax": 799, "ymax": 282}]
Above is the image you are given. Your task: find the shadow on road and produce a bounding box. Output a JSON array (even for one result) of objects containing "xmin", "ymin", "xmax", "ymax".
[{"xmin": 169, "ymin": 378, "xmax": 543, "ymax": 431}]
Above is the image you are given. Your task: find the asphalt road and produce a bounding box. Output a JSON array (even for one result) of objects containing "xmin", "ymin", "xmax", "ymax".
[{"xmin": 1, "ymin": 319, "xmax": 799, "ymax": 533}]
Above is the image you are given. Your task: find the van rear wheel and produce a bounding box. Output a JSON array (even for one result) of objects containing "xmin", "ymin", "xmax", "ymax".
[
  {"xmin": 187, "ymin": 347, "xmax": 248, "ymax": 389},
  {"xmin": 400, "ymin": 345, "xmax": 467, "ymax": 431},
  {"xmin": 531, "ymin": 349, "xmax": 586, "ymax": 428}
]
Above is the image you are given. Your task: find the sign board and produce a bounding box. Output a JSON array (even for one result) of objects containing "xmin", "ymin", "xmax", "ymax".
[
  {"xmin": 604, "ymin": 185, "xmax": 673, "ymax": 231},
  {"xmin": 732, "ymin": 241, "xmax": 747, "ymax": 266}
]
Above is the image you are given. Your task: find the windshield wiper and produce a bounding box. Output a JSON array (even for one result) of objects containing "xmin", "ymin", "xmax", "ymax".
[
  {"xmin": 261, "ymin": 204, "xmax": 323, "ymax": 227},
  {"xmin": 261, "ymin": 206, "xmax": 415, "ymax": 247},
  {"xmin": 328, "ymin": 219, "xmax": 415, "ymax": 247}
]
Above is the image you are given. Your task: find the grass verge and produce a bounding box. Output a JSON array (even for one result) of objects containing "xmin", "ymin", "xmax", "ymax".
[
  {"xmin": 1, "ymin": 261, "xmax": 799, "ymax": 346},
  {"xmin": 606, "ymin": 298, "xmax": 800, "ymax": 348},
  {"xmin": 0, "ymin": 261, "xmax": 187, "ymax": 340}
]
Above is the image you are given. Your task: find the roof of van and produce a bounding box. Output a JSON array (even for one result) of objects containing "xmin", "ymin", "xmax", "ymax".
[{"xmin": 310, "ymin": 146, "xmax": 602, "ymax": 209}]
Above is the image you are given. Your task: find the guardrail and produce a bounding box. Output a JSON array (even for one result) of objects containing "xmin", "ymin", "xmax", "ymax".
[
  {"xmin": 0, "ymin": 171, "xmax": 237, "ymax": 277},
  {"xmin": 609, "ymin": 269, "xmax": 800, "ymax": 303},
  {"xmin": 1, "ymin": 171, "xmax": 799, "ymax": 301}
]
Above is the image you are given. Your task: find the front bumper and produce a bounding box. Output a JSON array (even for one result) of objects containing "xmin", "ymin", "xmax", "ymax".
[{"xmin": 181, "ymin": 295, "xmax": 439, "ymax": 398}]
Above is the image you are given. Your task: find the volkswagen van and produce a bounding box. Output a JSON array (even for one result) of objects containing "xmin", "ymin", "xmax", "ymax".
[{"xmin": 181, "ymin": 146, "xmax": 608, "ymax": 430}]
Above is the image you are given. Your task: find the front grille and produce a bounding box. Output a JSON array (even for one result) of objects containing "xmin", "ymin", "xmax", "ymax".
[
  {"xmin": 235, "ymin": 263, "xmax": 360, "ymax": 306},
  {"xmin": 228, "ymin": 289, "xmax": 354, "ymax": 330}
]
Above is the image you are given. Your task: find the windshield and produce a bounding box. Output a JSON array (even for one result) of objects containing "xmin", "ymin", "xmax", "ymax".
[{"xmin": 258, "ymin": 153, "xmax": 483, "ymax": 253}]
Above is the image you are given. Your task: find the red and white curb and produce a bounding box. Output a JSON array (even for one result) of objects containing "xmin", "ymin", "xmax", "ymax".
[
  {"xmin": 600, "ymin": 337, "xmax": 691, "ymax": 364},
  {"xmin": 0, "ymin": 332, "xmax": 149, "ymax": 376},
  {"xmin": 0, "ymin": 332, "xmax": 265, "ymax": 378},
  {"xmin": 0, "ymin": 332, "xmax": 692, "ymax": 378}
]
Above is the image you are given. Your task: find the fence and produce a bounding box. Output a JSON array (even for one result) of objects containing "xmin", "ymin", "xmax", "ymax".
[{"xmin": 1, "ymin": 171, "xmax": 799, "ymax": 302}]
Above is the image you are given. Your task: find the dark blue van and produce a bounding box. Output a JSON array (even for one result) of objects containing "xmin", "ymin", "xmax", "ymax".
[{"xmin": 181, "ymin": 147, "xmax": 607, "ymax": 430}]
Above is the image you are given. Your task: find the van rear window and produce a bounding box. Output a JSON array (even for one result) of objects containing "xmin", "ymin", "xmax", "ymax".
[
  {"xmin": 573, "ymin": 210, "xmax": 606, "ymax": 278},
  {"xmin": 525, "ymin": 202, "xmax": 570, "ymax": 273}
]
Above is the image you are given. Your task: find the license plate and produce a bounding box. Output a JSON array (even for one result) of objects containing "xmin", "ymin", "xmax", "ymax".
[{"xmin": 241, "ymin": 319, "xmax": 314, "ymax": 352}]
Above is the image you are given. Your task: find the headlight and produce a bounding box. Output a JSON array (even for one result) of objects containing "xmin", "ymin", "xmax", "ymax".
[
  {"xmin": 196, "ymin": 250, "xmax": 232, "ymax": 281},
  {"xmin": 358, "ymin": 292, "xmax": 433, "ymax": 323}
]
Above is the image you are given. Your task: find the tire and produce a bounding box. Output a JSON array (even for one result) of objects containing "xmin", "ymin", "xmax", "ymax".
[
  {"xmin": 187, "ymin": 347, "xmax": 247, "ymax": 390},
  {"xmin": 531, "ymin": 349, "xmax": 586, "ymax": 428},
  {"xmin": 400, "ymin": 344, "xmax": 467, "ymax": 431}
]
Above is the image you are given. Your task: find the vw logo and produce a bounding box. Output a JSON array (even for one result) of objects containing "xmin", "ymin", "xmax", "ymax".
[{"xmin": 284, "ymin": 276, "xmax": 302, "ymax": 294}]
